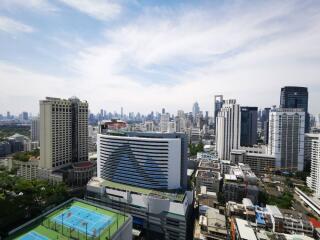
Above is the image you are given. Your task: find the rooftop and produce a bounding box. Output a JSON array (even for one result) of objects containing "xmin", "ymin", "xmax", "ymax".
[
  {"xmin": 235, "ymin": 218, "xmax": 257, "ymax": 240},
  {"xmin": 198, "ymin": 160, "xmax": 220, "ymax": 170},
  {"xmin": 7, "ymin": 198, "xmax": 129, "ymax": 240},
  {"xmin": 196, "ymin": 170, "xmax": 221, "ymax": 179},
  {"xmin": 89, "ymin": 177, "xmax": 186, "ymax": 202}
]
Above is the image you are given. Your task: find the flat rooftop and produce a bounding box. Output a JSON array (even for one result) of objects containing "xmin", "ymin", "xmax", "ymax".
[
  {"xmin": 196, "ymin": 170, "xmax": 220, "ymax": 178},
  {"xmin": 7, "ymin": 199, "xmax": 129, "ymax": 240},
  {"xmin": 98, "ymin": 178, "xmax": 186, "ymax": 202},
  {"xmin": 199, "ymin": 160, "xmax": 220, "ymax": 169},
  {"xmin": 235, "ymin": 218, "xmax": 257, "ymax": 240}
]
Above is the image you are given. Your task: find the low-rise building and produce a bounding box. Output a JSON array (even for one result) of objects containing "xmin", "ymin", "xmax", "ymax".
[
  {"xmin": 198, "ymin": 186, "xmax": 219, "ymax": 208},
  {"xmin": 223, "ymin": 164, "xmax": 259, "ymax": 204},
  {"xmin": 280, "ymin": 209, "xmax": 313, "ymax": 236},
  {"xmin": 15, "ymin": 158, "xmax": 39, "ymax": 180},
  {"xmin": 196, "ymin": 170, "xmax": 222, "ymax": 193},
  {"xmin": 230, "ymin": 150, "xmax": 275, "ymax": 176},
  {"xmin": 198, "ymin": 208, "xmax": 227, "ymax": 240},
  {"xmin": 231, "ymin": 218, "xmax": 257, "ymax": 240}
]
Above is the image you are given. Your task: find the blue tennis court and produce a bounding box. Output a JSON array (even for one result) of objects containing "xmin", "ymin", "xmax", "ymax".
[
  {"xmin": 53, "ymin": 206, "xmax": 113, "ymax": 237},
  {"xmin": 19, "ymin": 231, "xmax": 49, "ymax": 240}
]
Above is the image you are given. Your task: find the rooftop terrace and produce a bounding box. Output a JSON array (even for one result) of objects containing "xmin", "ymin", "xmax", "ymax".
[
  {"xmin": 7, "ymin": 198, "xmax": 130, "ymax": 240},
  {"xmin": 94, "ymin": 178, "xmax": 186, "ymax": 202}
]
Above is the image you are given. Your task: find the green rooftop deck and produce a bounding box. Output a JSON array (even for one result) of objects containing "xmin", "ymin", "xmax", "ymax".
[
  {"xmin": 102, "ymin": 180, "xmax": 186, "ymax": 202},
  {"xmin": 7, "ymin": 198, "xmax": 130, "ymax": 240}
]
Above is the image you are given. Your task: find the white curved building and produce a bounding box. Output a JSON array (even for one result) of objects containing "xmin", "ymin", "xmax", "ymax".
[{"xmin": 97, "ymin": 133, "xmax": 185, "ymax": 190}]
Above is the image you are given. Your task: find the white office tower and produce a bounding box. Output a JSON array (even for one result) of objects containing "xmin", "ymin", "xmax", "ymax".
[
  {"xmin": 31, "ymin": 117, "xmax": 40, "ymax": 142},
  {"xmin": 40, "ymin": 97, "xmax": 88, "ymax": 170},
  {"xmin": 175, "ymin": 110, "xmax": 187, "ymax": 133},
  {"xmin": 307, "ymin": 136, "xmax": 320, "ymax": 196},
  {"xmin": 268, "ymin": 108, "xmax": 305, "ymax": 171},
  {"xmin": 160, "ymin": 113, "xmax": 170, "ymax": 132},
  {"xmin": 97, "ymin": 133, "xmax": 184, "ymax": 189},
  {"xmin": 216, "ymin": 99, "xmax": 241, "ymax": 160},
  {"xmin": 176, "ymin": 116, "xmax": 186, "ymax": 132}
]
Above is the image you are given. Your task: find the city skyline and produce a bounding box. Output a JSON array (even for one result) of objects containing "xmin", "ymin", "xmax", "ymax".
[{"xmin": 1, "ymin": 1, "xmax": 320, "ymax": 115}]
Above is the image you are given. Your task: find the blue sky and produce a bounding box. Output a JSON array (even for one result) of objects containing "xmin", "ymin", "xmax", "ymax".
[{"xmin": 0, "ymin": 0, "xmax": 320, "ymax": 116}]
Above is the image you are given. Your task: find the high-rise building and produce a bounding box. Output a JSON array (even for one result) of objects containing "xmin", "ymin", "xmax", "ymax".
[
  {"xmin": 268, "ymin": 108, "xmax": 305, "ymax": 171},
  {"xmin": 214, "ymin": 95, "xmax": 224, "ymax": 124},
  {"xmin": 88, "ymin": 132, "xmax": 192, "ymax": 239},
  {"xmin": 21, "ymin": 111, "xmax": 28, "ymax": 121},
  {"xmin": 306, "ymin": 135, "xmax": 320, "ymax": 197},
  {"xmin": 192, "ymin": 102, "xmax": 200, "ymax": 120},
  {"xmin": 30, "ymin": 117, "xmax": 40, "ymax": 142},
  {"xmin": 261, "ymin": 108, "xmax": 271, "ymax": 144},
  {"xmin": 40, "ymin": 97, "xmax": 88, "ymax": 170},
  {"xmin": 216, "ymin": 99, "xmax": 241, "ymax": 160},
  {"xmin": 305, "ymin": 134, "xmax": 320, "ymax": 172},
  {"xmin": 280, "ymin": 86, "xmax": 309, "ymax": 133},
  {"xmin": 160, "ymin": 113, "xmax": 170, "ymax": 132},
  {"xmin": 97, "ymin": 132, "xmax": 188, "ymax": 189},
  {"xmin": 240, "ymin": 107, "xmax": 258, "ymax": 147}
]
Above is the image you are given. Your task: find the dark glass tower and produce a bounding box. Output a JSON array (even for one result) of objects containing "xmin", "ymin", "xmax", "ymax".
[
  {"xmin": 240, "ymin": 107, "xmax": 258, "ymax": 146},
  {"xmin": 280, "ymin": 86, "xmax": 309, "ymax": 133}
]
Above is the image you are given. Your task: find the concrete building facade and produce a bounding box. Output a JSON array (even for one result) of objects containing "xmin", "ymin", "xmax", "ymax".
[
  {"xmin": 40, "ymin": 97, "xmax": 88, "ymax": 171},
  {"xmin": 216, "ymin": 99, "xmax": 241, "ymax": 160},
  {"xmin": 307, "ymin": 136, "xmax": 320, "ymax": 197},
  {"xmin": 268, "ymin": 108, "xmax": 305, "ymax": 171}
]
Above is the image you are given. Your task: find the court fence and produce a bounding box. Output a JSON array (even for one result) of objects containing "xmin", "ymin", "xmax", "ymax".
[{"xmin": 41, "ymin": 206, "xmax": 126, "ymax": 240}]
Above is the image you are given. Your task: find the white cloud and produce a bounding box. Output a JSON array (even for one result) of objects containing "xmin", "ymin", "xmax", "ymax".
[
  {"xmin": 57, "ymin": 0, "xmax": 121, "ymax": 20},
  {"xmin": 0, "ymin": 16, "xmax": 34, "ymax": 33},
  {"xmin": 0, "ymin": 0, "xmax": 58, "ymax": 12},
  {"xmin": 65, "ymin": 1, "xmax": 320, "ymax": 114},
  {"xmin": 1, "ymin": 1, "xmax": 320, "ymax": 115},
  {"xmin": 0, "ymin": 61, "xmax": 73, "ymax": 114}
]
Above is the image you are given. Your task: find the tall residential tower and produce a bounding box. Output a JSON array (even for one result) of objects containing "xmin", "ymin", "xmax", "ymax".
[
  {"xmin": 268, "ymin": 108, "xmax": 305, "ymax": 171},
  {"xmin": 40, "ymin": 97, "xmax": 88, "ymax": 170},
  {"xmin": 216, "ymin": 99, "xmax": 241, "ymax": 160}
]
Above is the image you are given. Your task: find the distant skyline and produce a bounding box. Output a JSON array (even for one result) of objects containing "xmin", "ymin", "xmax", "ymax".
[{"xmin": 1, "ymin": 0, "xmax": 320, "ymax": 115}]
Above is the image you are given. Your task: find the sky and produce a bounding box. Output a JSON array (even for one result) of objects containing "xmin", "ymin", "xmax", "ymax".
[{"xmin": 0, "ymin": 0, "xmax": 320, "ymax": 116}]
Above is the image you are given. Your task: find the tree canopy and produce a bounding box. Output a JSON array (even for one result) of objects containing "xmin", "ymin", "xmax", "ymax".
[{"xmin": 0, "ymin": 171, "xmax": 69, "ymax": 237}]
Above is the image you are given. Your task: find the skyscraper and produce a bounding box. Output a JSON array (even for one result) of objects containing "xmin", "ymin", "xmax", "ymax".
[
  {"xmin": 306, "ymin": 135, "xmax": 320, "ymax": 197},
  {"xmin": 192, "ymin": 102, "xmax": 200, "ymax": 120},
  {"xmin": 31, "ymin": 117, "xmax": 40, "ymax": 142},
  {"xmin": 214, "ymin": 95, "xmax": 224, "ymax": 125},
  {"xmin": 40, "ymin": 97, "xmax": 88, "ymax": 170},
  {"xmin": 261, "ymin": 108, "xmax": 271, "ymax": 144},
  {"xmin": 160, "ymin": 113, "xmax": 170, "ymax": 132},
  {"xmin": 21, "ymin": 112, "xmax": 28, "ymax": 121},
  {"xmin": 240, "ymin": 107, "xmax": 258, "ymax": 147},
  {"xmin": 268, "ymin": 108, "xmax": 305, "ymax": 171},
  {"xmin": 216, "ymin": 99, "xmax": 241, "ymax": 160},
  {"xmin": 280, "ymin": 86, "xmax": 309, "ymax": 132},
  {"xmin": 304, "ymin": 133, "xmax": 320, "ymax": 172}
]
